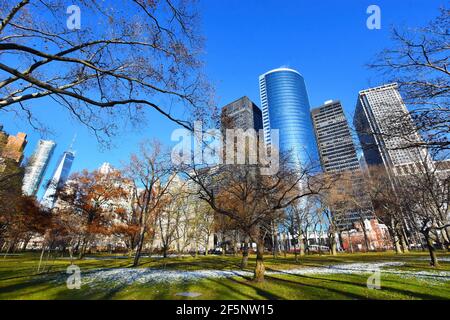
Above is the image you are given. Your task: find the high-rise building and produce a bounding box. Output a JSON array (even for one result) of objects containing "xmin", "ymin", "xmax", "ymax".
[
  {"xmin": 312, "ymin": 100, "xmax": 373, "ymax": 229},
  {"xmin": 41, "ymin": 149, "xmax": 75, "ymax": 209},
  {"xmin": 354, "ymin": 83, "xmax": 426, "ymax": 176},
  {"xmin": 259, "ymin": 67, "xmax": 319, "ymax": 168},
  {"xmin": 22, "ymin": 139, "xmax": 56, "ymax": 196},
  {"xmin": 221, "ymin": 96, "xmax": 263, "ymax": 131},
  {"xmin": 311, "ymin": 100, "xmax": 360, "ymax": 173}
]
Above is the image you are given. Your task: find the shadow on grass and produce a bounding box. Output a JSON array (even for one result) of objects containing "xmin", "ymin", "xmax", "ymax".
[{"xmin": 277, "ymin": 272, "xmax": 449, "ymax": 300}]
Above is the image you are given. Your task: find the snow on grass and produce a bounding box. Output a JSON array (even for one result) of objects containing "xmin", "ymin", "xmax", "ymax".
[
  {"xmin": 45, "ymin": 260, "xmax": 450, "ymax": 291},
  {"xmin": 81, "ymin": 268, "xmax": 253, "ymax": 287},
  {"xmin": 73, "ymin": 261, "xmax": 449, "ymax": 288}
]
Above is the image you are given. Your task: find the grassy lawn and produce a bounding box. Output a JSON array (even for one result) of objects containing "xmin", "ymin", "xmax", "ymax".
[{"xmin": 0, "ymin": 251, "xmax": 449, "ymax": 300}]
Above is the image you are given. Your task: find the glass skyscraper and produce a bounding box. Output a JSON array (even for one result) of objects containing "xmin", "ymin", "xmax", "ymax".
[
  {"xmin": 259, "ymin": 68, "xmax": 319, "ymax": 168},
  {"xmin": 41, "ymin": 149, "xmax": 75, "ymax": 208},
  {"xmin": 22, "ymin": 139, "xmax": 56, "ymax": 196}
]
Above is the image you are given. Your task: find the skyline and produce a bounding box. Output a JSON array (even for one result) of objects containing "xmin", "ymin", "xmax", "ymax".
[
  {"xmin": 0, "ymin": 0, "xmax": 447, "ymax": 198},
  {"xmin": 0, "ymin": 0, "xmax": 448, "ymax": 302}
]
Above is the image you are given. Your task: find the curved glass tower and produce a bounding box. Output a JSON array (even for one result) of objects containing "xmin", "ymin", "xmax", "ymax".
[{"xmin": 259, "ymin": 68, "xmax": 319, "ymax": 168}]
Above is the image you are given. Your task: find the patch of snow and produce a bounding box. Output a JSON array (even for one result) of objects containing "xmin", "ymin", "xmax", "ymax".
[
  {"xmin": 52, "ymin": 261, "xmax": 450, "ymax": 289},
  {"xmin": 176, "ymin": 292, "xmax": 202, "ymax": 297}
]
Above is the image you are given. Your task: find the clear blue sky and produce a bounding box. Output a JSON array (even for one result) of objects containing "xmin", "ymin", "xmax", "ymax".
[{"xmin": 0, "ymin": 0, "xmax": 446, "ymax": 197}]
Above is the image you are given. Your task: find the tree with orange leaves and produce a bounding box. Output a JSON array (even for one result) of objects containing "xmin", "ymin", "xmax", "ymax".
[{"xmin": 58, "ymin": 167, "xmax": 129, "ymax": 258}]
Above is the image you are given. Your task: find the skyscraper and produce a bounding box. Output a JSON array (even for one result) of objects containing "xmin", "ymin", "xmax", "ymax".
[
  {"xmin": 312, "ymin": 100, "xmax": 373, "ymax": 228},
  {"xmin": 221, "ymin": 96, "xmax": 263, "ymax": 131},
  {"xmin": 22, "ymin": 139, "xmax": 56, "ymax": 196},
  {"xmin": 311, "ymin": 100, "xmax": 359, "ymax": 173},
  {"xmin": 41, "ymin": 149, "xmax": 75, "ymax": 209},
  {"xmin": 354, "ymin": 83, "xmax": 426, "ymax": 176},
  {"xmin": 259, "ymin": 67, "xmax": 318, "ymax": 168}
]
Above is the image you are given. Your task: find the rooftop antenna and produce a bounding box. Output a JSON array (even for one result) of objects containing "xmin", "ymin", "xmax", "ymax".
[{"xmin": 68, "ymin": 134, "xmax": 77, "ymax": 153}]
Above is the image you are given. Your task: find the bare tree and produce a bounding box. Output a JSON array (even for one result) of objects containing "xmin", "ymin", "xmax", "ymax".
[
  {"xmin": 365, "ymin": 165, "xmax": 410, "ymax": 254},
  {"xmin": 370, "ymin": 7, "xmax": 449, "ymax": 155},
  {"xmin": 0, "ymin": 0, "xmax": 212, "ymax": 144},
  {"xmin": 124, "ymin": 140, "xmax": 176, "ymax": 266},
  {"xmin": 397, "ymin": 156, "xmax": 449, "ymax": 266},
  {"xmin": 182, "ymin": 153, "xmax": 328, "ymax": 282}
]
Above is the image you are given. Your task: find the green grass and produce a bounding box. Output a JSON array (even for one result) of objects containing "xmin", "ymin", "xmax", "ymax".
[{"xmin": 0, "ymin": 251, "xmax": 449, "ymax": 300}]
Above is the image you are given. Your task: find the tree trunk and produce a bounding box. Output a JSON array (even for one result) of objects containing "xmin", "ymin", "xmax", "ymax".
[
  {"xmin": 441, "ymin": 228, "xmax": 450, "ymax": 251},
  {"xmin": 253, "ymin": 239, "xmax": 265, "ymax": 282},
  {"xmin": 37, "ymin": 245, "xmax": 46, "ymax": 272},
  {"xmin": 347, "ymin": 230, "xmax": 354, "ymax": 253},
  {"xmin": 424, "ymin": 231, "xmax": 439, "ymax": 267},
  {"xmin": 3, "ymin": 242, "xmax": 12, "ymax": 259},
  {"xmin": 399, "ymin": 232, "xmax": 409, "ymax": 253},
  {"xmin": 133, "ymin": 226, "xmax": 146, "ymax": 267},
  {"xmin": 329, "ymin": 232, "xmax": 337, "ymax": 256},
  {"xmin": 272, "ymin": 227, "xmax": 279, "ymax": 258},
  {"xmin": 299, "ymin": 235, "xmax": 305, "ymax": 256},
  {"xmin": 204, "ymin": 238, "xmax": 209, "ymax": 256},
  {"xmin": 78, "ymin": 237, "xmax": 88, "ymax": 259},
  {"xmin": 241, "ymin": 242, "xmax": 249, "ymax": 269},
  {"xmin": 390, "ymin": 219, "xmax": 403, "ymax": 254},
  {"xmin": 361, "ymin": 219, "xmax": 371, "ymax": 252},
  {"xmin": 294, "ymin": 240, "xmax": 299, "ymax": 263},
  {"xmin": 21, "ymin": 237, "xmax": 31, "ymax": 251},
  {"xmin": 338, "ymin": 232, "xmax": 344, "ymax": 250}
]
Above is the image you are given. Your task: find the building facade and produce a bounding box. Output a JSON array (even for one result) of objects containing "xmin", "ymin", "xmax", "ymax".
[
  {"xmin": 311, "ymin": 100, "xmax": 360, "ymax": 173},
  {"xmin": 259, "ymin": 67, "xmax": 319, "ymax": 168},
  {"xmin": 221, "ymin": 96, "xmax": 263, "ymax": 131},
  {"xmin": 311, "ymin": 100, "xmax": 374, "ymax": 229},
  {"xmin": 0, "ymin": 126, "xmax": 27, "ymax": 174},
  {"xmin": 353, "ymin": 83, "xmax": 427, "ymax": 176},
  {"xmin": 41, "ymin": 149, "xmax": 75, "ymax": 209},
  {"xmin": 22, "ymin": 139, "xmax": 56, "ymax": 196}
]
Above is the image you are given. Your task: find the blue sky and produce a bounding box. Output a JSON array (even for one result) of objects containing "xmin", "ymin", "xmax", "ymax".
[{"xmin": 0, "ymin": 0, "xmax": 446, "ymax": 197}]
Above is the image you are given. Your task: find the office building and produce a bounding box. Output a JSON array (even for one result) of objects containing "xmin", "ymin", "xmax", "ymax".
[
  {"xmin": 41, "ymin": 149, "xmax": 75, "ymax": 209},
  {"xmin": 354, "ymin": 83, "xmax": 427, "ymax": 176},
  {"xmin": 22, "ymin": 139, "xmax": 56, "ymax": 196},
  {"xmin": 311, "ymin": 100, "xmax": 360, "ymax": 173},
  {"xmin": 312, "ymin": 100, "xmax": 374, "ymax": 229},
  {"xmin": 259, "ymin": 67, "xmax": 319, "ymax": 168},
  {"xmin": 221, "ymin": 96, "xmax": 263, "ymax": 131}
]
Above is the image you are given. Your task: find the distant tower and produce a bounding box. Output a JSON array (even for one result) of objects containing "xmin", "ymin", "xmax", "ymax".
[
  {"xmin": 41, "ymin": 148, "xmax": 75, "ymax": 209},
  {"xmin": 22, "ymin": 140, "xmax": 56, "ymax": 196}
]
